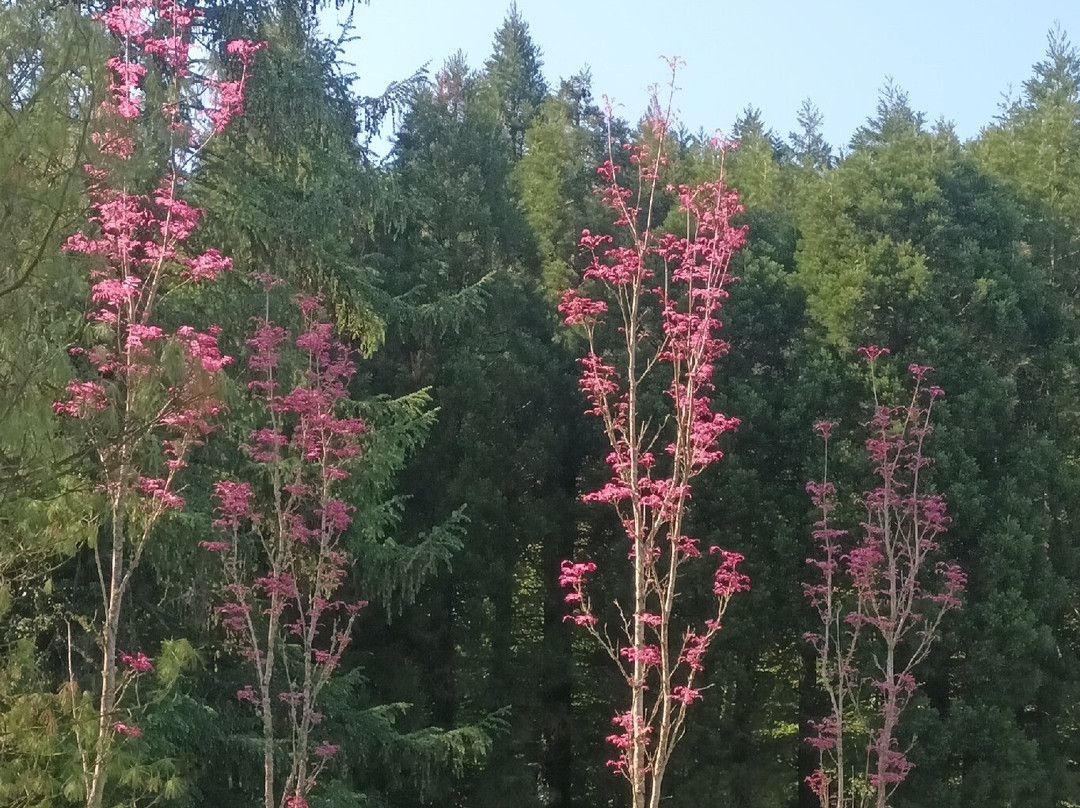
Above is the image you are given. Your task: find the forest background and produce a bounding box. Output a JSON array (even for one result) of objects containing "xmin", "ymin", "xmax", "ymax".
[{"xmin": 4, "ymin": 0, "xmax": 1080, "ymax": 806}]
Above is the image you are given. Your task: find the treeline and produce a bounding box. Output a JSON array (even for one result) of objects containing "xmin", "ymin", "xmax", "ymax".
[{"xmin": 2, "ymin": 0, "xmax": 1080, "ymax": 806}]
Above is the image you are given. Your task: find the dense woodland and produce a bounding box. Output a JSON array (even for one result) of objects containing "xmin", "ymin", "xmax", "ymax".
[{"xmin": 4, "ymin": 0, "xmax": 1080, "ymax": 806}]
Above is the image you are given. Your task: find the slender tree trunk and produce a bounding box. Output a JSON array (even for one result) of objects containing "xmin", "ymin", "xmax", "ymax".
[
  {"xmin": 631, "ymin": 522, "xmax": 646, "ymax": 808},
  {"xmin": 835, "ymin": 641, "xmax": 846, "ymax": 808},
  {"xmin": 647, "ymin": 761, "xmax": 666, "ymax": 808},
  {"xmin": 86, "ymin": 502, "xmax": 125, "ymax": 808},
  {"xmin": 261, "ymin": 598, "xmax": 279, "ymax": 808},
  {"xmin": 262, "ymin": 682, "xmax": 275, "ymax": 808},
  {"xmin": 874, "ymin": 644, "xmax": 897, "ymax": 808}
]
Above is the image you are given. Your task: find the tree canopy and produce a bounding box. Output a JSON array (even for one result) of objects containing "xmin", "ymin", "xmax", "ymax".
[{"xmin": 4, "ymin": 3, "xmax": 1080, "ymax": 807}]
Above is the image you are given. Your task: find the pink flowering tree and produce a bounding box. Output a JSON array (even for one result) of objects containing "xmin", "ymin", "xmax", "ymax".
[
  {"xmin": 557, "ymin": 86, "xmax": 750, "ymax": 808},
  {"xmin": 201, "ymin": 289, "xmax": 368, "ymax": 808},
  {"xmin": 52, "ymin": 2, "xmax": 262, "ymax": 805},
  {"xmin": 804, "ymin": 348, "xmax": 966, "ymax": 808}
]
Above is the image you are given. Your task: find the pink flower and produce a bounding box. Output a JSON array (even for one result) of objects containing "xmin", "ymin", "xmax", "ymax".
[
  {"xmin": 292, "ymin": 293, "xmax": 321, "ymax": 315},
  {"xmin": 126, "ymin": 324, "xmax": 163, "ymax": 352},
  {"xmin": 805, "ymin": 769, "xmax": 830, "ymax": 801},
  {"xmin": 670, "ymin": 686, "xmax": 702, "ymax": 704},
  {"xmin": 216, "ymin": 601, "xmax": 251, "ymax": 633},
  {"xmin": 120, "ymin": 651, "xmax": 153, "ymax": 673},
  {"xmin": 91, "ymin": 276, "xmax": 141, "ymax": 307},
  {"xmin": 710, "ymin": 548, "xmax": 750, "ymax": 597},
  {"xmin": 619, "ymin": 645, "xmax": 662, "ymax": 666},
  {"xmin": 564, "ymin": 613, "xmax": 598, "ymax": 626},
  {"xmin": 175, "ymin": 325, "xmax": 232, "ymax": 373},
  {"xmin": 857, "ymin": 345, "xmax": 890, "ymax": 362},
  {"xmin": 184, "ymin": 248, "xmax": 232, "ymax": 281},
  {"xmin": 679, "ymin": 632, "xmax": 710, "ymax": 672},
  {"xmin": 578, "ymin": 228, "xmax": 614, "ymax": 252},
  {"xmin": 256, "ymin": 572, "xmax": 298, "ymax": 599},
  {"xmin": 558, "ymin": 560, "xmax": 596, "ymax": 589},
  {"xmin": 143, "ymin": 35, "xmax": 189, "ymax": 70},
  {"xmin": 318, "ymin": 498, "xmax": 354, "ymax": 532},
  {"xmin": 806, "ymin": 717, "xmax": 839, "ymax": 751},
  {"xmin": 138, "ymin": 476, "xmax": 184, "ymax": 510},
  {"xmin": 558, "ymin": 288, "xmax": 608, "ymax": 326},
  {"xmin": 113, "ymin": 721, "xmax": 142, "ymax": 738},
  {"xmin": 226, "ymin": 39, "xmax": 268, "ymax": 64},
  {"xmin": 95, "ymin": 0, "xmax": 152, "ymax": 40},
  {"xmin": 212, "ymin": 480, "xmax": 255, "ymax": 527},
  {"xmin": 53, "ymin": 381, "xmax": 108, "ymax": 417},
  {"xmin": 247, "ymin": 322, "xmax": 288, "ymax": 373},
  {"xmin": 582, "ymin": 481, "xmax": 633, "ymax": 504}
]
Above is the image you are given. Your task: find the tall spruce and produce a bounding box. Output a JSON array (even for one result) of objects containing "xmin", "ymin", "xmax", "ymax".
[{"xmin": 483, "ymin": 3, "xmax": 548, "ymax": 156}]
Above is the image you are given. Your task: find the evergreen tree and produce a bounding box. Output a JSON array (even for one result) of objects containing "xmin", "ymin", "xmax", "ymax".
[
  {"xmin": 977, "ymin": 26, "xmax": 1080, "ymax": 289},
  {"xmin": 790, "ymin": 99, "xmax": 833, "ymax": 172},
  {"xmin": 368, "ymin": 48, "xmax": 590, "ymax": 807},
  {"xmin": 514, "ymin": 93, "xmax": 600, "ymax": 298},
  {"xmin": 482, "ymin": 3, "xmax": 548, "ymax": 156},
  {"xmin": 796, "ymin": 85, "xmax": 1080, "ymax": 807}
]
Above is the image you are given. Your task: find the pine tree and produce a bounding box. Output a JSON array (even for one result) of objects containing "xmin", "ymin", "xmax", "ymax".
[
  {"xmin": 790, "ymin": 99, "xmax": 833, "ymax": 172},
  {"xmin": 482, "ymin": 3, "xmax": 548, "ymax": 156}
]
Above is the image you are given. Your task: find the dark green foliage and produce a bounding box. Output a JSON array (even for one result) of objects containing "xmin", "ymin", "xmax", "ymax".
[
  {"xmin": 793, "ymin": 79, "xmax": 1080, "ymax": 808},
  {"xmin": 360, "ymin": 48, "xmax": 589, "ymax": 807}
]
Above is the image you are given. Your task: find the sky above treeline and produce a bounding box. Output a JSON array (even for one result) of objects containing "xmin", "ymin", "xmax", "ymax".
[{"xmin": 326, "ymin": 0, "xmax": 1080, "ymax": 154}]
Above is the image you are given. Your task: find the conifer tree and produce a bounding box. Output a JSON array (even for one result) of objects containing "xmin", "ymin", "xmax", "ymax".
[
  {"xmin": 790, "ymin": 99, "xmax": 833, "ymax": 172},
  {"xmin": 483, "ymin": 3, "xmax": 548, "ymax": 156}
]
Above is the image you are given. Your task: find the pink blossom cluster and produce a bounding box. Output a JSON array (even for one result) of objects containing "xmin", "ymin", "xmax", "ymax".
[
  {"xmin": 204, "ymin": 39, "xmax": 267, "ymax": 132},
  {"xmin": 120, "ymin": 651, "xmax": 153, "ymax": 673},
  {"xmin": 711, "ymin": 548, "xmax": 750, "ymax": 598},
  {"xmin": 56, "ymin": 5, "xmax": 264, "ymax": 799},
  {"xmin": 805, "ymin": 717, "xmax": 839, "ymax": 753},
  {"xmin": 558, "ymin": 560, "xmax": 597, "ymax": 625},
  {"xmin": 210, "ymin": 480, "xmax": 255, "ymax": 529},
  {"xmin": 557, "ymin": 106, "xmax": 749, "ymax": 790},
  {"xmin": 52, "ymin": 381, "xmax": 107, "ymax": 417},
  {"xmin": 94, "ymin": 0, "xmax": 264, "ymax": 135},
  {"xmin": 804, "ymin": 349, "xmax": 965, "ymax": 806},
  {"xmin": 605, "ymin": 711, "xmax": 652, "ymax": 775},
  {"xmin": 56, "ymin": 0, "xmax": 264, "ymax": 520},
  {"xmin": 112, "ymin": 721, "xmax": 141, "ymax": 738},
  {"xmin": 203, "ymin": 295, "xmax": 369, "ymax": 806}
]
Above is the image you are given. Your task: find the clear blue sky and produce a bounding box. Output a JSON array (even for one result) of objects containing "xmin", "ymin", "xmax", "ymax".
[{"xmin": 325, "ymin": 0, "xmax": 1080, "ymax": 152}]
